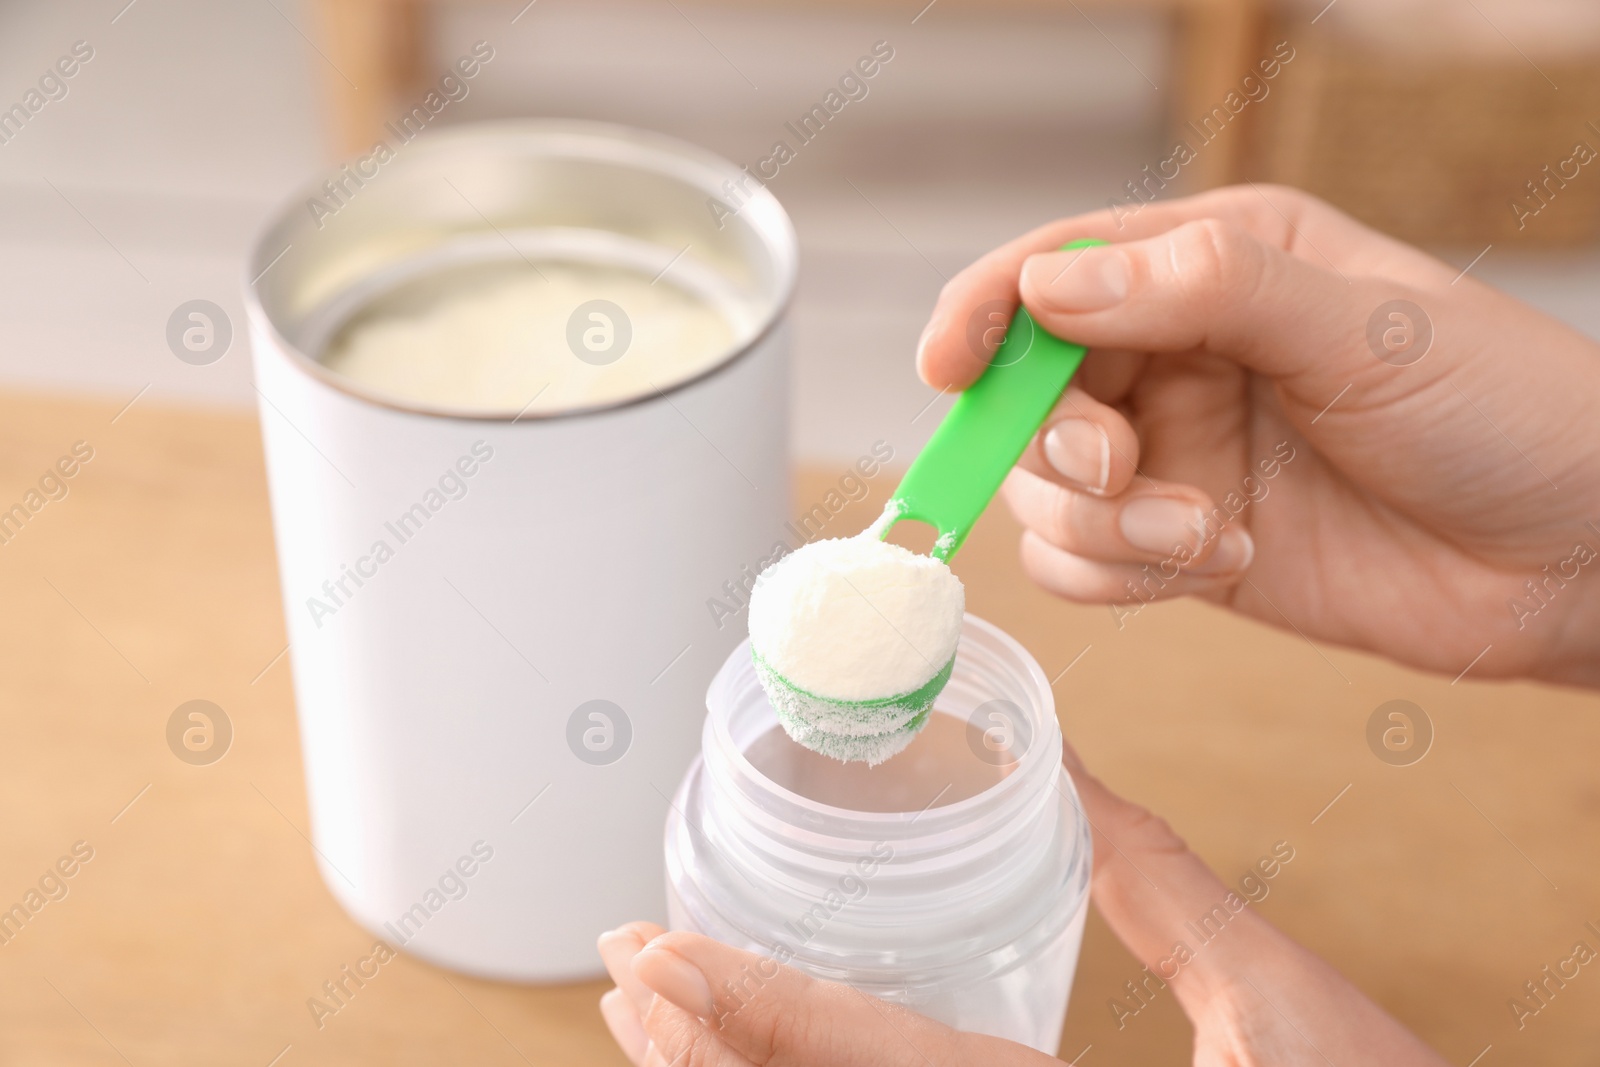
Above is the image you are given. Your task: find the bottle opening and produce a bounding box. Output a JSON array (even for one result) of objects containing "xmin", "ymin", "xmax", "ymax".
[
  {"xmin": 706, "ymin": 616, "xmax": 1048, "ymax": 832},
  {"xmin": 742, "ymin": 709, "xmax": 1016, "ymax": 813}
]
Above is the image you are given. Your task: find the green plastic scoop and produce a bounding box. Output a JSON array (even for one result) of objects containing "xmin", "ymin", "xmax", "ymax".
[
  {"xmin": 877, "ymin": 237, "xmax": 1103, "ymax": 561},
  {"xmin": 753, "ymin": 239, "xmax": 1101, "ymax": 764}
]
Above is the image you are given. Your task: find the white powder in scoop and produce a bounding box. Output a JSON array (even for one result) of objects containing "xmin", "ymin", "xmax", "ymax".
[
  {"xmin": 322, "ymin": 261, "xmax": 736, "ymax": 415},
  {"xmin": 748, "ymin": 534, "xmax": 965, "ymax": 764}
]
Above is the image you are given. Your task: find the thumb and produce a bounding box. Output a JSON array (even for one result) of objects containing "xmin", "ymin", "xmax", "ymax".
[
  {"xmin": 1060, "ymin": 743, "xmax": 1291, "ymax": 1020},
  {"xmin": 631, "ymin": 931, "xmax": 1054, "ymax": 1067}
]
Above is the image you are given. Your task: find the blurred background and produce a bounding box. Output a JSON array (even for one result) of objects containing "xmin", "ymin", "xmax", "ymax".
[
  {"xmin": 5, "ymin": 0, "xmax": 1600, "ymax": 1064},
  {"xmin": 6, "ymin": 0, "xmax": 1600, "ymax": 462}
]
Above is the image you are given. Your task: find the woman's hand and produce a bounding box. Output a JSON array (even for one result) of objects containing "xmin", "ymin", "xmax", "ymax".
[
  {"xmin": 597, "ymin": 746, "xmax": 1448, "ymax": 1066},
  {"xmin": 918, "ymin": 186, "xmax": 1600, "ymax": 687}
]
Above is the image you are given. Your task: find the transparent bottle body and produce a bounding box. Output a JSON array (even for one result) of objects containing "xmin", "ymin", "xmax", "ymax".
[{"xmin": 664, "ymin": 614, "xmax": 1091, "ymax": 1053}]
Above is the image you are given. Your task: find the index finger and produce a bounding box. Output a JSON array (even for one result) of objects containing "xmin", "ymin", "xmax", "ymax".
[{"xmin": 915, "ymin": 185, "xmax": 1417, "ymax": 390}]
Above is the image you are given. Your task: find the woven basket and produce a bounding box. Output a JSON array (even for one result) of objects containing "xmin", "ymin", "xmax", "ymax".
[{"xmin": 1243, "ymin": 7, "xmax": 1600, "ymax": 246}]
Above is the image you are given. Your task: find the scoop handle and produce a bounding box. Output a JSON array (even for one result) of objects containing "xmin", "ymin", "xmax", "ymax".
[{"xmin": 882, "ymin": 238, "xmax": 1103, "ymax": 562}]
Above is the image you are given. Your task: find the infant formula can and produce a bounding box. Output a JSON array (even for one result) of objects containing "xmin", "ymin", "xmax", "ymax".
[{"xmin": 246, "ymin": 120, "xmax": 796, "ymax": 980}]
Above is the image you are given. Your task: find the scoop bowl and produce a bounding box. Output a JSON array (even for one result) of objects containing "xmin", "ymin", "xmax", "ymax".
[{"xmin": 751, "ymin": 648, "xmax": 956, "ymax": 766}]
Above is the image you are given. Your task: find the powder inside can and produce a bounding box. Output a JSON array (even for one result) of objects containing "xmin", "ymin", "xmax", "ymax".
[{"xmin": 321, "ymin": 259, "xmax": 738, "ymax": 415}]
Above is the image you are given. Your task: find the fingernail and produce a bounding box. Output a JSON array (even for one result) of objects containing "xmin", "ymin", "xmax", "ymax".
[
  {"xmin": 1190, "ymin": 526, "xmax": 1254, "ymax": 575},
  {"xmin": 598, "ymin": 929, "xmax": 646, "ymax": 989},
  {"xmin": 1043, "ymin": 419, "xmax": 1110, "ymax": 493},
  {"xmin": 634, "ymin": 946, "xmax": 715, "ymax": 1018},
  {"xmin": 1119, "ymin": 496, "xmax": 1205, "ymax": 555},
  {"xmin": 1028, "ymin": 248, "xmax": 1128, "ymax": 313},
  {"xmin": 915, "ymin": 320, "xmax": 937, "ymax": 363},
  {"xmin": 598, "ymin": 991, "xmax": 627, "ymax": 1023},
  {"xmin": 598, "ymin": 929, "xmax": 639, "ymax": 957}
]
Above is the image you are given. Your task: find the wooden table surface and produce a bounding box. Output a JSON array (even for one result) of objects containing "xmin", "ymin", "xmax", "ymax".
[{"xmin": 3, "ymin": 388, "xmax": 1598, "ymax": 1064}]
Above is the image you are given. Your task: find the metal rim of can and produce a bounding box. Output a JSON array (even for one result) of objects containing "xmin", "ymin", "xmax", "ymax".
[{"xmin": 242, "ymin": 119, "xmax": 799, "ymax": 424}]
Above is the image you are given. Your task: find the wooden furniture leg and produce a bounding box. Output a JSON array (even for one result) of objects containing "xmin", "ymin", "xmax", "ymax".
[
  {"xmin": 309, "ymin": 0, "xmax": 428, "ymax": 156},
  {"xmin": 1170, "ymin": 0, "xmax": 1264, "ymax": 189}
]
